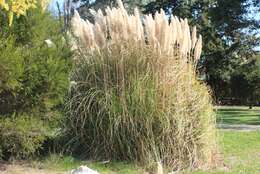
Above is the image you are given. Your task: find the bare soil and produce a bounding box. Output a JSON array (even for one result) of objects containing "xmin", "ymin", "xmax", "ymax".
[{"xmin": 0, "ymin": 163, "xmax": 66, "ymax": 174}]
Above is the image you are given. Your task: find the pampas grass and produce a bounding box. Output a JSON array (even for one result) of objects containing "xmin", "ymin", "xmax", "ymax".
[{"xmin": 65, "ymin": 0, "xmax": 218, "ymax": 170}]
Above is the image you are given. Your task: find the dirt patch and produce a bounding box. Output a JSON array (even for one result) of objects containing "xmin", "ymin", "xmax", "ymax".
[
  {"xmin": 0, "ymin": 164, "xmax": 67, "ymax": 174},
  {"xmin": 0, "ymin": 162, "xmax": 7, "ymax": 172}
]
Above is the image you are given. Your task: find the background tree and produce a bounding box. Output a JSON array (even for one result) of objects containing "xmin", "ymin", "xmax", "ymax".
[{"xmin": 230, "ymin": 55, "xmax": 260, "ymax": 107}]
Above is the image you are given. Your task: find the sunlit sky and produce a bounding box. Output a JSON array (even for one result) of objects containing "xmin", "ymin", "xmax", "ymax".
[{"xmin": 48, "ymin": 0, "xmax": 65, "ymax": 14}]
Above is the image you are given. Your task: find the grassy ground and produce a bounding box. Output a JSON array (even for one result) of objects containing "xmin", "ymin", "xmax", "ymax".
[
  {"xmin": 34, "ymin": 155, "xmax": 145, "ymax": 174},
  {"xmin": 2, "ymin": 106, "xmax": 260, "ymax": 173},
  {"xmin": 3, "ymin": 130, "xmax": 258, "ymax": 174},
  {"xmin": 4, "ymin": 131, "xmax": 260, "ymax": 174},
  {"xmin": 188, "ymin": 131, "xmax": 260, "ymax": 174},
  {"xmin": 216, "ymin": 106, "xmax": 260, "ymax": 125}
]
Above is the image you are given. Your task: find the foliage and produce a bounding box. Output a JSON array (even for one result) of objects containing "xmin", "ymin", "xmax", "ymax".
[
  {"xmin": 0, "ymin": 0, "xmax": 50, "ymax": 25},
  {"xmin": 64, "ymin": 1, "xmax": 217, "ymax": 169},
  {"xmin": 230, "ymin": 55, "xmax": 260, "ymax": 105},
  {"xmin": 0, "ymin": 8, "xmax": 72, "ymax": 160},
  {"xmin": 0, "ymin": 9, "xmax": 72, "ymax": 116},
  {"xmin": 0, "ymin": 115, "xmax": 49, "ymax": 160},
  {"xmin": 0, "ymin": 0, "xmax": 38, "ymax": 26},
  {"xmin": 0, "ymin": 37, "xmax": 23, "ymax": 94}
]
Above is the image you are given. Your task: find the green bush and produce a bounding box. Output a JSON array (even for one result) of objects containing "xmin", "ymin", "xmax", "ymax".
[
  {"xmin": 0, "ymin": 9, "xmax": 72, "ymax": 159},
  {"xmin": 0, "ymin": 10, "xmax": 72, "ymax": 116},
  {"xmin": 0, "ymin": 115, "xmax": 49, "ymax": 160}
]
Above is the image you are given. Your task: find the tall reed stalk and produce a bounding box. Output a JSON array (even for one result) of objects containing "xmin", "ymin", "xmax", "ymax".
[{"xmin": 64, "ymin": 0, "xmax": 218, "ymax": 169}]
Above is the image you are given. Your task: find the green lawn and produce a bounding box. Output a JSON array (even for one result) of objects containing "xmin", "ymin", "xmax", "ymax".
[
  {"xmin": 189, "ymin": 131, "xmax": 260, "ymax": 174},
  {"xmin": 216, "ymin": 106, "xmax": 260, "ymax": 125}
]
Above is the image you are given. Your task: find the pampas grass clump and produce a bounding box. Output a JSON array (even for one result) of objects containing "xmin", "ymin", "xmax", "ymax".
[{"xmin": 65, "ymin": 0, "xmax": 217, "ymax": 169}]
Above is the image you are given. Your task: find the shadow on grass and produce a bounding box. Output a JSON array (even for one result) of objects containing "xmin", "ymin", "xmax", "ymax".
[
  {"xmin": 216, "ymin": 107, "xmax": 260, "ymax": 125},
  {"xmin": 217, "ymin": 108, "xmax": 260, "ymax": 111},
  {"xmin": 217, "ymin": 118, "xmax": 260, "ymax": 125}
]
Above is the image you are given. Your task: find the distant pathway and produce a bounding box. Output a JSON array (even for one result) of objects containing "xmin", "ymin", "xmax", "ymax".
[{"xmin": 217, "ymin": 124, "xmax": 260, "ymax": 131}]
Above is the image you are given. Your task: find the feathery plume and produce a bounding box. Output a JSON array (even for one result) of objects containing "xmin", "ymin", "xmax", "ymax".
[
  {"xmin": 194, "ymin": 34, "xmax": 202, "ymax": 60},
  {"xmin": 117, "ymin": 0, "xmax": 124, "ymax": 10},
  {"xmin": 191, "ymin": 26, "xmax": 197, "ymax": 49},
  {"xmin": 71, "ymin": 11, "xmax": 84, "ymax": 38},
  {"xmin": 157, "ymin": 162, "xmax": 163, "ymax": 174},
  {"xmin": 71, "ymin": 0, "xmax": 202, "ymax": 60}
]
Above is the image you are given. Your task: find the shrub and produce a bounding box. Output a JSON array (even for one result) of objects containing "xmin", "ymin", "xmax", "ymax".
[
  {"xmin": 0, "ymin": 9, "xmax": 72, "ymax": 159},
  {"xmin": 0, "ymin": 9, "xmax": 72, "ymax": 116},
  {"xmin": 64, "ymin": 0, "xmax": 218, "ymax": 169},
  {"xmin": 0, "ymin": 115, "xmax": 49, "ymax": 160}
]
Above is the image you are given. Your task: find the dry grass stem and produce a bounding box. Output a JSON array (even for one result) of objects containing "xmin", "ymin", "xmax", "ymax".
[{"xmin": 65, "ymin": 0, "xmax": 218, "ymax": 170}]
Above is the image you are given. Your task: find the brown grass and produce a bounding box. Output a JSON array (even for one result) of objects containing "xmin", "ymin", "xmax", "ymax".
[{"xmin": 64, "ymin": 0, "xmax": 218, "ymax": 170}]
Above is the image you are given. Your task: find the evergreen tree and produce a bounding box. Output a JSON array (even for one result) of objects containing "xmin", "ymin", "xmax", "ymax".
[
  {"xmin": 230, "ymin": 55, "xmax": 260, "ymax": 106},
  {"xmin": 0, "ymin": 8, "xmax": 72, "ymax": 115}
]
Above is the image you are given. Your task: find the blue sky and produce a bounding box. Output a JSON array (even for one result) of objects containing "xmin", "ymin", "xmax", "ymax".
[
  {"xmin": 48, "ymin": 0, "xmax": 64, "ymax": 14},
  {"xmin": 248, "ymin": 5, "xmax": 260, "ymax": 50}
]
